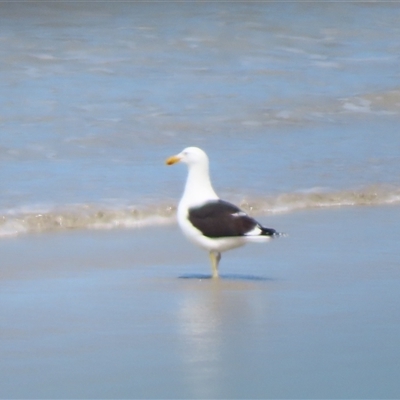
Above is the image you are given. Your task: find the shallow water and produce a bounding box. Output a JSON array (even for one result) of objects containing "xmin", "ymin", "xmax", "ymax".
[
  {"xmin": 1, "ymin": 2, "xmax": 400, "ymax": 236},
  {"xmin": 1, "ymin": 206, "xmax": 399, "ymax": 398}
]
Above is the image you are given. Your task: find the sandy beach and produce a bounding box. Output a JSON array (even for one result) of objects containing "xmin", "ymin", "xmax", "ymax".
[{"xmin": 1, "ymin": 205, "xmax": 399, "ymax": 399}]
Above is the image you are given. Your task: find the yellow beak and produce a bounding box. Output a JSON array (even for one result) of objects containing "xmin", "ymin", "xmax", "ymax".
[{"xmin": 166, "ymin": 155, "xmax": 181, "ymax": 165}]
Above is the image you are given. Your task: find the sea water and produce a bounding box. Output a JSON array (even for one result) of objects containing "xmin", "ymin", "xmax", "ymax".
[
  {"xmin": 1, "ymin": 2, "xmax": 400, "ymax": 237},
  {"xmin": 1, "ymin": 4, "xmax": 400, "ymax": 398}
]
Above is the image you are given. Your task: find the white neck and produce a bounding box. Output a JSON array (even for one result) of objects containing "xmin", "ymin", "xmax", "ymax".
[{"xmin": 181, "ymin": 160, "xmax": 218, "ymax": 207}]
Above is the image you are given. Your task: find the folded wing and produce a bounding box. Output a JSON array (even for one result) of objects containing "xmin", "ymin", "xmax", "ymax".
[{"xmin": 188, "ymin": 200, "xmax": 276, "ymax": 238}]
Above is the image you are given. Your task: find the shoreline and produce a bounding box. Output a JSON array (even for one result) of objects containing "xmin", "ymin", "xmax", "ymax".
[{"xmin": 2, "ymin": 184, "xmax": 400, "ymax": 239}]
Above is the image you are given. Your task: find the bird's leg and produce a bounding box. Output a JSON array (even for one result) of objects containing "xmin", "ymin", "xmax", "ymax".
[{"xmin": 209, "ymin": 251, "xmax": 221, "ymax": 278}]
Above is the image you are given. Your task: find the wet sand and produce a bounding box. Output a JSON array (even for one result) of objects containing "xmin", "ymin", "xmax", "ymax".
[{"xmin": 1, "ymin": 206, "xmax": 400, "ymax": 399}]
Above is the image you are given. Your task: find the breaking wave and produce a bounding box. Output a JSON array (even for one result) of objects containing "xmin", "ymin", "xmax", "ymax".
[
  {"xmin": 0, "ymin": 203, "xmax": 176, "ymax": 238},
  {"xmin": 239, "ymin": 184, "xmax": 400, "ymax": 215},
  {"xmin": 1, "ymin": 185, "xmax": 400, "ymax": 238}
]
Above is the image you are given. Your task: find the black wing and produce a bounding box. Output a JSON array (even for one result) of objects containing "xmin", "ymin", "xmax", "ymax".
[{"xmin": 188, "ymin": 200, "xmax": 264, "ymax": 238}]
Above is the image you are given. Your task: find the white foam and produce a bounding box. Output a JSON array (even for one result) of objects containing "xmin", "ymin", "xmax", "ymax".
[
  {"xmin": 1, "ymin": 186, "xmax": 399, "ymax": 238},
  {"xmin": 342, "ymin": 98, "xmax": 372, "ymax": 113}
]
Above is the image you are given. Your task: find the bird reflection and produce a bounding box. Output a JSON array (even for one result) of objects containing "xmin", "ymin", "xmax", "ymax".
[{"xmin": 176, "ymin": 278, "xmax": 270, "ymax": 398}]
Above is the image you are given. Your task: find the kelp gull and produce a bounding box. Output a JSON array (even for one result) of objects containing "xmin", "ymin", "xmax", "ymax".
[{"xmin": 166, "ymin": 146, "xmax": 282, "ymax": 278}]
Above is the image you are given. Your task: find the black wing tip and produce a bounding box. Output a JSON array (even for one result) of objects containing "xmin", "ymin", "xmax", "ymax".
[{"xmin": 261, "ymin": 227, "xmax": 287, "ymax": 238}]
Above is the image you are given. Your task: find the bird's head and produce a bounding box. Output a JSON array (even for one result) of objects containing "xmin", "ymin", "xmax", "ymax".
[{"xmin": 166, "ymin": 147, "xmax": 208, "ymax": 167}]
